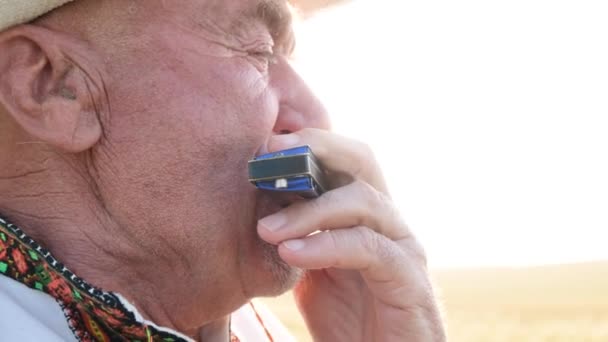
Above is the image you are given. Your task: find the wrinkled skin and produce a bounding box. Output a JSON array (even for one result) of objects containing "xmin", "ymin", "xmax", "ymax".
[{"xmin": 0, "ymin": 0, "xmax": 444, "ymax": 340}]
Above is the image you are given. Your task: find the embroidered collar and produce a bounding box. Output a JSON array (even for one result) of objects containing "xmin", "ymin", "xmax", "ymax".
[{"xmin": 0, "ymin": 215, "xmax": 240, "ymax": 342}]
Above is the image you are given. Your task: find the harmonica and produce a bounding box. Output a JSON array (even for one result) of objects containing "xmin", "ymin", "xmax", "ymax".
[{"xmin": 248, "ymin": 146, "xmax": 328, "ymax": 198}]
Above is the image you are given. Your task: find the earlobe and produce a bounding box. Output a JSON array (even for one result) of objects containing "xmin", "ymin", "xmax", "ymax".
[{"xmin": 0, "ymin": 25, "xmax": 103, "ymax": 152}]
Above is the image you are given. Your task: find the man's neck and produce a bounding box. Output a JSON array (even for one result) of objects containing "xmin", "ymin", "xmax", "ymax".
[{"xmin": 0, "ymin": 157, "xmax": 230, "ymax": 340}]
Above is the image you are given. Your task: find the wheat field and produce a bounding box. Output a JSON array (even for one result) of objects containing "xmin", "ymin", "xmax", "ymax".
[{"xmin": 262, "ymin": 261, "xmax": 608, "ymax": 341}]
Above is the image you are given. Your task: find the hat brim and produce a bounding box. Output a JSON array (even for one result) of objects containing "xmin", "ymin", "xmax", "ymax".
[
  {"xmin": 0, "ymin": 0, "xmax": 74, "ymax": 31},
  {"xmin": 290, "ymin": 0, "xmax": 350, "ymax": 17}
]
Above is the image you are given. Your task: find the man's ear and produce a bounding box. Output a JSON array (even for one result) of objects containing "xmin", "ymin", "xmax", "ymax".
[{"xmin": 0, "ymin": 25, "xmax": 103, "ymax": 152}]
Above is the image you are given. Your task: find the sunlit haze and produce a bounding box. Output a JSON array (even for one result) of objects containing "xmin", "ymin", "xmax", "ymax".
[{"xmin": 293, "ymin": 0, "xmax": 608, "ymax": 268}]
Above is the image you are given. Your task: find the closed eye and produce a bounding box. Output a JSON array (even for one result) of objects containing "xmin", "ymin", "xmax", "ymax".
[{"xmin": 249, "ymin": 49, "xmax": 278, "ymax": 65}]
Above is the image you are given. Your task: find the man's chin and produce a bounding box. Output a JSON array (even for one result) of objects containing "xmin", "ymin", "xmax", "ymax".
[
  {"xmin": 245, "ymin": 192, "xmax": 304, "ymax": 297},
  {"xmin": 254, "ymin": 240, "xmax": 303, "ymax": 297}
]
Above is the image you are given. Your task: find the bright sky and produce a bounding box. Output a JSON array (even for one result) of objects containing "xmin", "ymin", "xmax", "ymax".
[{"xmin": 293, "ymin": 0, "xmax": 608, "ymax": 268}]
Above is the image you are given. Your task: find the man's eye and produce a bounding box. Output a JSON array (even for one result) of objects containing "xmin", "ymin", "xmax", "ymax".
[{"xmin": 249, "ymin": 49, "xmax": 278, "ymax": 66}]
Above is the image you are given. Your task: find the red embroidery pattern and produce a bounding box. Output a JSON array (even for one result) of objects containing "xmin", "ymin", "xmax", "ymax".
[{"xmin": 0, "ymin": 216, "xmax": 241, "ymax": 342}]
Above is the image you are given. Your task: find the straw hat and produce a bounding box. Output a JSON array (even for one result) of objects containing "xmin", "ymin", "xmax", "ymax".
[
  {"xmin": 291, "ymin": 0, "xmax": 348, "ymax": 17},
  {"xmin": 0, "ymin": 0, "xmax": 347, "ymax": 32},
  {"xmin": 0, "ymin": 0, "xmax": 73, "ymax": 31}
]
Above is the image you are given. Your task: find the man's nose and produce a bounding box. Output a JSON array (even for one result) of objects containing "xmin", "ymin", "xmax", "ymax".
[{"xmin": 269, "ymin": 57, "xmax": 331, "ymax": 134}]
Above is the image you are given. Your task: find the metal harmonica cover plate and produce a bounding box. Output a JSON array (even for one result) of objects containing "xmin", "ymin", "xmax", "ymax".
[{"xmin": 248, "ymin": 146, "xmax": 328, "ymax": 198}]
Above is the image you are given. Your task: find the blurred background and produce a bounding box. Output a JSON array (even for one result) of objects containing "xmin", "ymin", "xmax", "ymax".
[{"xmin": 264, "ymin": 0, "xmax": 608, "ymax": 341}]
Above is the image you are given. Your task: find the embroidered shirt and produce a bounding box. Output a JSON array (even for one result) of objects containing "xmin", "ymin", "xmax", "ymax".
[{"xmin": 0, "ymin": 216, "xmax": 295, "ymax": 342}]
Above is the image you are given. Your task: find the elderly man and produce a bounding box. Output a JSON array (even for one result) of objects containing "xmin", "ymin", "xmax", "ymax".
[{"xmin": 0, "ymin": 0, "xmax": 445, "ymax": 341}]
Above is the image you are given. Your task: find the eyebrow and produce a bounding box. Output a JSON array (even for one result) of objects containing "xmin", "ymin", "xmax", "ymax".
[{"xmin": 251, "ymin": 0, "xmax": 296, "ymax": 54}]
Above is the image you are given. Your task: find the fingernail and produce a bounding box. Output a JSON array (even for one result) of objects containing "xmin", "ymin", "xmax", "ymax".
[
  {"xmin": 283, "ymin": 239, "xmax": 306, "ymax": 251},
  {"xmin": 259, "ymin": 213, "xmax": 287, "ymax": 232},
  {"xmin": 270, "ymin": 134, "xmax": 300, "ymax": 149}
]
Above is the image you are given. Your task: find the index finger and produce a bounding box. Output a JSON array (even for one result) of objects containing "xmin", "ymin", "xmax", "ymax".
[{"xmin": 267, "ymin": 128, "xmax": 390, "ymax": 195}]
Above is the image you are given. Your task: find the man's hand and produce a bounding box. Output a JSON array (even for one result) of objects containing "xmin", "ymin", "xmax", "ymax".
[{"xmin": 258, "ymin": 129, "xmax": 446, "ymax": 342}]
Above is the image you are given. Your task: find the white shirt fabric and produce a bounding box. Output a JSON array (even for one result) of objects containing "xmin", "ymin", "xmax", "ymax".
[
  {"xmin": 0, "ymin": 275, "xmax": 296, "ymax": 342},
  {"xmin": 0, "ymin": 274, "xmax": 77, "ymax": 342}
]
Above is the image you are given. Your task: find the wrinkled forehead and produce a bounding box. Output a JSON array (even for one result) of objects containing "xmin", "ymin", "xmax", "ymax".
[
  {"xmin": 213, "ymin": 0, "xmax": 292, "ymax": 36},
  {"xmin": 200, "ymin": 0, "xmax": 292, "ymax": 36},
  {"xmin": 157, "ymin": 0, "xmax": 295, "ymax": 49},
  {"xmin": 1, "ymin": 0, "xmax": 293, "ymax": 37},
  {"xmin": 170, "ymin": 1, "xmax": 291, "ymax": 29}
]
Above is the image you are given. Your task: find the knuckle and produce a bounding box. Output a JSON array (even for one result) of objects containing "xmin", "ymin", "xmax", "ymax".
[
  {"xmin": 403, "ymin": 236, "xmax": 429, "ymax": 268},
  {"xmin": 345, "ymin": 140, "xmax": 376, "ymax": 178},
  {"xmin": 378, "ymin": 238, "xmax": 404, "ymax": 267},
  {"xmin": 355, "ymin": 140, "xmax": 375, "ymax": 160},
  {"xmin": 326, "ymin": 230, "xmax": 348, "ymax": 267},
  {"xmin": 357, "ymin": 142, "xmax": 378, "ymax": 167},
  {"xmin": 353, "ymin": 226, "xmax": 380, "ymax": 255},
  {"xmin": 355, "ymin": 226, "xmax": 405, "ymax": 269},
  {"xmin": 385, "ymin": 199, "xmax": 408, "ymax": 235},
  {"xmin": 353, "ymin": 180, "xmax": 385, "ymax": 210},
  {"xmin": 326, "ymin": 230, "xmax": 340, "ymax": 251},
  {"xmin": 412, "ymin": 239, "xmax": 429, "ymax": 267},
  {"xmin": 350, "ymin": 181, "xmax": 410, "ymax": 238}
]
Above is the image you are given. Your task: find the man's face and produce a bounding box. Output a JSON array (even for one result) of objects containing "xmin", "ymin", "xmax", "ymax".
[{"xmin": 67, "ymin": 0, "xmax": 329, "ymax": 320}]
